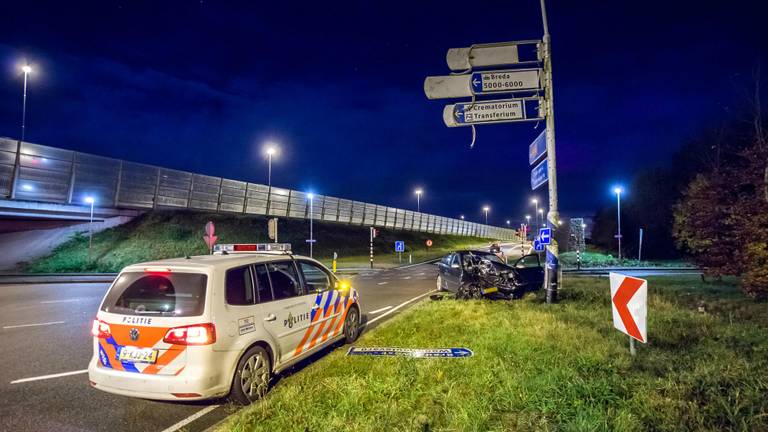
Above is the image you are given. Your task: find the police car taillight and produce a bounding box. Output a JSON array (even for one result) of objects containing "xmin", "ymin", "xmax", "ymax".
[
  {"xmin": 163, "ymin": 323, "xmax": 216, "ymax": 345},
  {"xmin": 91, "ymin": 319, "xmax": 111, "ymax": 338}
]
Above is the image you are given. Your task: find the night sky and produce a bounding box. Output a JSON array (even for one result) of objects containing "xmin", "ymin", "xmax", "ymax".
[{"xmin": 0, "ymin": 1, "xmax": 765, "ymax": 226}]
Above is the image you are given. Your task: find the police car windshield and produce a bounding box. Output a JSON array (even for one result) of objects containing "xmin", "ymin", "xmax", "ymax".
[{"xmin": 101, "ymin": 272, "xmax": 207, "ymax": 317}]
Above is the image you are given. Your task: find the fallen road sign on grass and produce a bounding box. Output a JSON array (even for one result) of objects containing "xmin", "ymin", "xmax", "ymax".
[
  {"xmin": 610, "ymin": 272, "xmax": 648, "ymax": 345},
  {"xmin": 347, "ymin": 347, "xmax": 473, "ymax": 358}
]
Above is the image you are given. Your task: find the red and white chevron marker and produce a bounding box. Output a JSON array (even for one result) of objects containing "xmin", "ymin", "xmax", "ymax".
[{"xmin": 609, "ymin": 273, "xmax": 647, "ymax": 344}]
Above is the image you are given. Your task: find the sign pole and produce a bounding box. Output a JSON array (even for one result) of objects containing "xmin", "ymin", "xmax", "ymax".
[
  {"xmin": 540, "ymin": 0, "xmax": 560, "ymax": 304},
  {"xmin": 629, "ymin": 336, "xmax": 636, "ymax": 356}
]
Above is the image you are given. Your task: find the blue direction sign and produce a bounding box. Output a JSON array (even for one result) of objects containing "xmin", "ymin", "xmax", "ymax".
[
  {"xmin": 539, "ymin": 227, "xmax": 552, "ymax": 245},
  {"xmin": 531, "ymin": 158, "xmax": 548, "ymax": 190},
  {"xmin": 395, "ymin": 241, "xmax": 405, "ymax": 253},
  {"xmin": 347, "ymin": 347, "xmax": 473, "ymax": 358},
  {"xmin": 528, "ymin": 129, "xmax": 547, "ymax": 165},
  {"xmin": 533, "ymin": 239, "xmax": 545, "ymax": 252}
]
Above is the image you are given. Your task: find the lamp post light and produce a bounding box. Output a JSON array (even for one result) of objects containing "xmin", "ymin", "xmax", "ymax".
[
  {"xmin": 482, "ymin": 206, "xmax": 490, "ymax": 225},
  {"xmin": 460, "ymin": 215, "xmax": 465, "ymax": 220},
  {"xmin": 265, "ymin": 144, "xmax": 277, "ymax": 188},
  {"xmin": 614, "ymin": 186, "xmax": 623, "ymax": 260},
  {"xmin": 84, "ymin": 196, "xmax": 95, "ymax": 260},
  {"xmin": 307, "ymin": 193, "xmax": 315, "ymax": 258},
  {"xmin": 414, "ymin": 188, "xmax": 423, "ymax": 212},
  {"xmin": 506, "ymin": 220, "xmax": 511, "ymax": 227},
  {"xmin": 21, "ymin": 64, "xmax": 32, "ymax": 142},
  {"xmin": 531, "ymin": 198, "xmax": 539, "ymax": 232},
  {"xmin": 525, "ymin": 215, "xmax": 531, "ymax": 241}
]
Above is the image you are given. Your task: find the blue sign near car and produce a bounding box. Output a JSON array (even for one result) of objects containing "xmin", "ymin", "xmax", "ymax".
[
  {"xmin": 531, "ymin": 158, "xmax": 548, "ymax": 190},
  {"xmin": 533, "ymin": 239, "xmax": 545, "ymax": 252},
  {"xmin": 347, "ymin": 347, "xmax": 473, "ymax": 358},
  {"xmin": 395, "ymin": 241, "xmax": 405, "ymax": 253},
  {"xmin": 539, "ymin": 227, "xmax": 552, "ymax": 245}
]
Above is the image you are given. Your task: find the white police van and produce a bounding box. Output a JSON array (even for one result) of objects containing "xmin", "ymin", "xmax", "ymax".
[{"xmin": 88, "ymin": 243, "xmax": 361, "ymax": 404}]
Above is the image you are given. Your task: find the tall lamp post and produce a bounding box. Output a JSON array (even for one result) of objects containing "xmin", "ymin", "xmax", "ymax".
[
  {"xmin": 265, "ymin": 144, "xmax": 277, "ymax": 188},
  {"xmin": 21, "ymin": 64, "xmax": 31, "ymax": 142},
  {"xmin": 525, "ymin": 215, "xmax": 531, "ymax": 242},
  {"xmin": 538, "ymin": 208, "xmax": 544, "ymax": 227},
  {"xmin": 414, "ymin": 188, "xmax": 423, "ymax": 212},
  {"xmin": 84, "ymin": 196, "xmax": 95, "ymax": 260},
  {"xmin": 482, "ymin": 206, "xmax": 490, "ymax": 225},
  {"xmin": 307, "ymin": 193, "xmax": 315, "ymax": 258},
  {"xmin": 614, "ymin": 186, "xmax": 623, "ymax": 260},
  {"xmin": 531, "ymin": 198, "xmax": 539, "ymax": 232}
]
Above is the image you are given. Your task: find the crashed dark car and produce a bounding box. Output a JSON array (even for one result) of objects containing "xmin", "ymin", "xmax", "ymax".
[{"xmin": 436, "ymin": 250, "xmax": 544, "ymax": 299}]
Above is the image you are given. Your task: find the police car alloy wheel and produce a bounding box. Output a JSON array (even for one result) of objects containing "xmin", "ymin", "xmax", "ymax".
[
  {"xmin": 231, "ymin": 345, "xmax": 271, "ymax": 404},
  {"xmin": 344, "ymin": 306, "xmax": 360, "ymax": 343}
]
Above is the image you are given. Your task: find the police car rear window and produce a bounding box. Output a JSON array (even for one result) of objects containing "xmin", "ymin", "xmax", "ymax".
[{"xmin": 101, "ymin": 272, "xmax": 208, "ymax": 317}]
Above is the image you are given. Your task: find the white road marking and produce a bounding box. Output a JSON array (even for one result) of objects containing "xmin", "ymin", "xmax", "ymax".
[
  {"xmin": 402, "ymin": 276, "xmax": 412, "ymax": 280},
  {"xmin": 40, "ymin": 297, "xmax": 97, "ymax": 304},
  {"xmin": 396, "ymin": 260, "xmax": 439, "ymax": 270},
  {"xmin": 368, "ymin": 290, "xmax": 436, "ymax": 325},
  {"xmin": 11, "ymin": 369, "xmax": 88, "ymax": 384},
  {"xmin": 377, "ymin": 282, "xmax": 388, "ymax": 285},
  {"xmin": 160, "ymin": 405, "xmax": 220, "ymax": 432},
  {"xmin": 369, "ymin": 306, "xmax": 393, "ymax": 314},
  {"xmin": 3, "ymin": 320, "xmax": 65, "ymax": 329}
]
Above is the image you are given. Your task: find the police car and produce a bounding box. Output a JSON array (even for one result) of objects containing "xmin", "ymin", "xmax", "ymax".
[{"xmin": 88, "ymin": 243, "xmax": 361, "ymax": 404}]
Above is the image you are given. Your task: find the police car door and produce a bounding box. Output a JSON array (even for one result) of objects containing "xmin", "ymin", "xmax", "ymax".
[{"xmin": 255, "ymin": 261, "xmax": 313, "ymax": 365}]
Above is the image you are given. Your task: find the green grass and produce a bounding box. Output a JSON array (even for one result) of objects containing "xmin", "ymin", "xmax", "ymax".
[
  {"xmin": 559, "ymin": 250, "xmax": 691, "ymax": 269},
  {"xmin": 219, "ymin": 275, "xmax": 768, "ymax": 431},
  {"xmin": 24, "ymin": 210, "xmax": 492, "ymax": 273}
]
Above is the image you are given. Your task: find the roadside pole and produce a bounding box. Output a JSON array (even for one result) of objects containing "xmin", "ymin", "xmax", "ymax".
[
  {"xmin": 541, "ymin": 0, "xmax": 560, "ymax": 304},
  {"xmin": 369, "ymin": 227, "xmax": 374, "ymax": 269}
]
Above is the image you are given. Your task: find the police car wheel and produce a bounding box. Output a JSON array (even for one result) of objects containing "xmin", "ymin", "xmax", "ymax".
[
  {"xmin": 231, "ymin": 346, "xmax": 271, "ymax": 405},
  {"xmin": 343, "ymin": 306, "xmax": 360, "ymax": 343},
  {"xmin": 436, "ymin": 275, "xmax": 444, "ymax": 291}
]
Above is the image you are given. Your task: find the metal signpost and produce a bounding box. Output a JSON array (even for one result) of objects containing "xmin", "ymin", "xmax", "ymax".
[{"xmin": 423, "ymin": 0, "xmax": 560, "ymax": 302}]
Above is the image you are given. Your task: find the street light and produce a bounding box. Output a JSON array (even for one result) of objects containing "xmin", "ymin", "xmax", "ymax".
[
  {"xmin": 264, "ymin": 144, "xmax": 278, "ymax": 188},
  {"xmin": 20, "ymin": 64, "xmax": 32, "ymax": 142},
  {"xmin": 307, "ymin": 192, "xmax": 315, "ymax": 258},
  {"xmin": 506, "ymin": 220, "xmax": 511, "ymax": 226},
  {"xmin": 525, "ymin": 215, "xmax": 531, "ymax": 241},
  {"xmin": 414, "ymin": 188, "xmax": 423, "ymax": 212},
  {"xmin": 614, "ymin": 186, "xmax": 623, "ymax": 260},
  {"xmin": 460, "ymin": 215, "xmax": 465, "ymax": 220},
  {"xmin": 482, "ymin": 206, "xmax": 490, "ymax": 225},
  {"xmin": 84, "ymin": 196, "xmax": 95, "ymax": 260}
]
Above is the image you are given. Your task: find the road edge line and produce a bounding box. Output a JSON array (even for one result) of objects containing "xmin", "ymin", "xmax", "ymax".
[{"xmin": 161, "ymin": 404, "xmax": 220, "ymax": 432}]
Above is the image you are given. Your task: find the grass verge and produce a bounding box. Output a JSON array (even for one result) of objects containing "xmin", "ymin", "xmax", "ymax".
[
  {"xmin": 559, "ymin": 250, "xmax": 691, "ymax": 269},
  {"xmin": 219, "ymin": 275, "xmax": 768, "ymax": 431},
  {"xmin": 24, "ymin": 210, "xmax": 491, "ymax": 273}
]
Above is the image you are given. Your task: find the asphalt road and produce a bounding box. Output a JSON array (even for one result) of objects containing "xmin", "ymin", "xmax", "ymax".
[{"xmin": 0, "ymin": 262, "xmax": 438, "ymax": 432}]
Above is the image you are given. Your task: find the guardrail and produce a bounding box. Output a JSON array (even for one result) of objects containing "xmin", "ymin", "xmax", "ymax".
[{"xmin": 0, "ymin": 137, "xmax": 519, "ymax": 240}]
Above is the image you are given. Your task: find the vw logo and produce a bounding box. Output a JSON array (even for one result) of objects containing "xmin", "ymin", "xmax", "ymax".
[{"xmin": 129, "ymin": 328, "xmax": 140, "ymax": 341}]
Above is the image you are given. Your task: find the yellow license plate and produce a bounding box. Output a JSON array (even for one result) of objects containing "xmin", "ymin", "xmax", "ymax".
[
  {"xmin": 482, "ymin": 287, "xmax": 499, "ymax": 294},
  {"xmin": 118, "ymin": 346, "xmax": 158, "ymax": 364}
]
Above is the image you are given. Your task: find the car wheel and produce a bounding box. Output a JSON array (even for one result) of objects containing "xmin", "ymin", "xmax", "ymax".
[
  {"xmin": 343, "ymin": 305, "xmax": 361, "ymax": 344},
  {"xmin": 230, "ymin": 345, "xmax": 271, "ymax": 405},
  {"xmin": 436, "ymin": 275, "xmax": 444, "ymax": 291}
]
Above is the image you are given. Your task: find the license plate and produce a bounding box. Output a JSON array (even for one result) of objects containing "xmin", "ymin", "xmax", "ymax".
[
  {"xmin": 482, "ymin": 286, "xmax": 499, "ymax": 294},
  {"xmin": 118, "ymin": 346, "xmax": 158, "ymax": 364}
]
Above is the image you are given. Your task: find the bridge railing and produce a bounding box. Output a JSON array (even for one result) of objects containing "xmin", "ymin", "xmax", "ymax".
[{"xmin": 0, "ymin": 137, "xmax": 519, "ymax": 241}]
